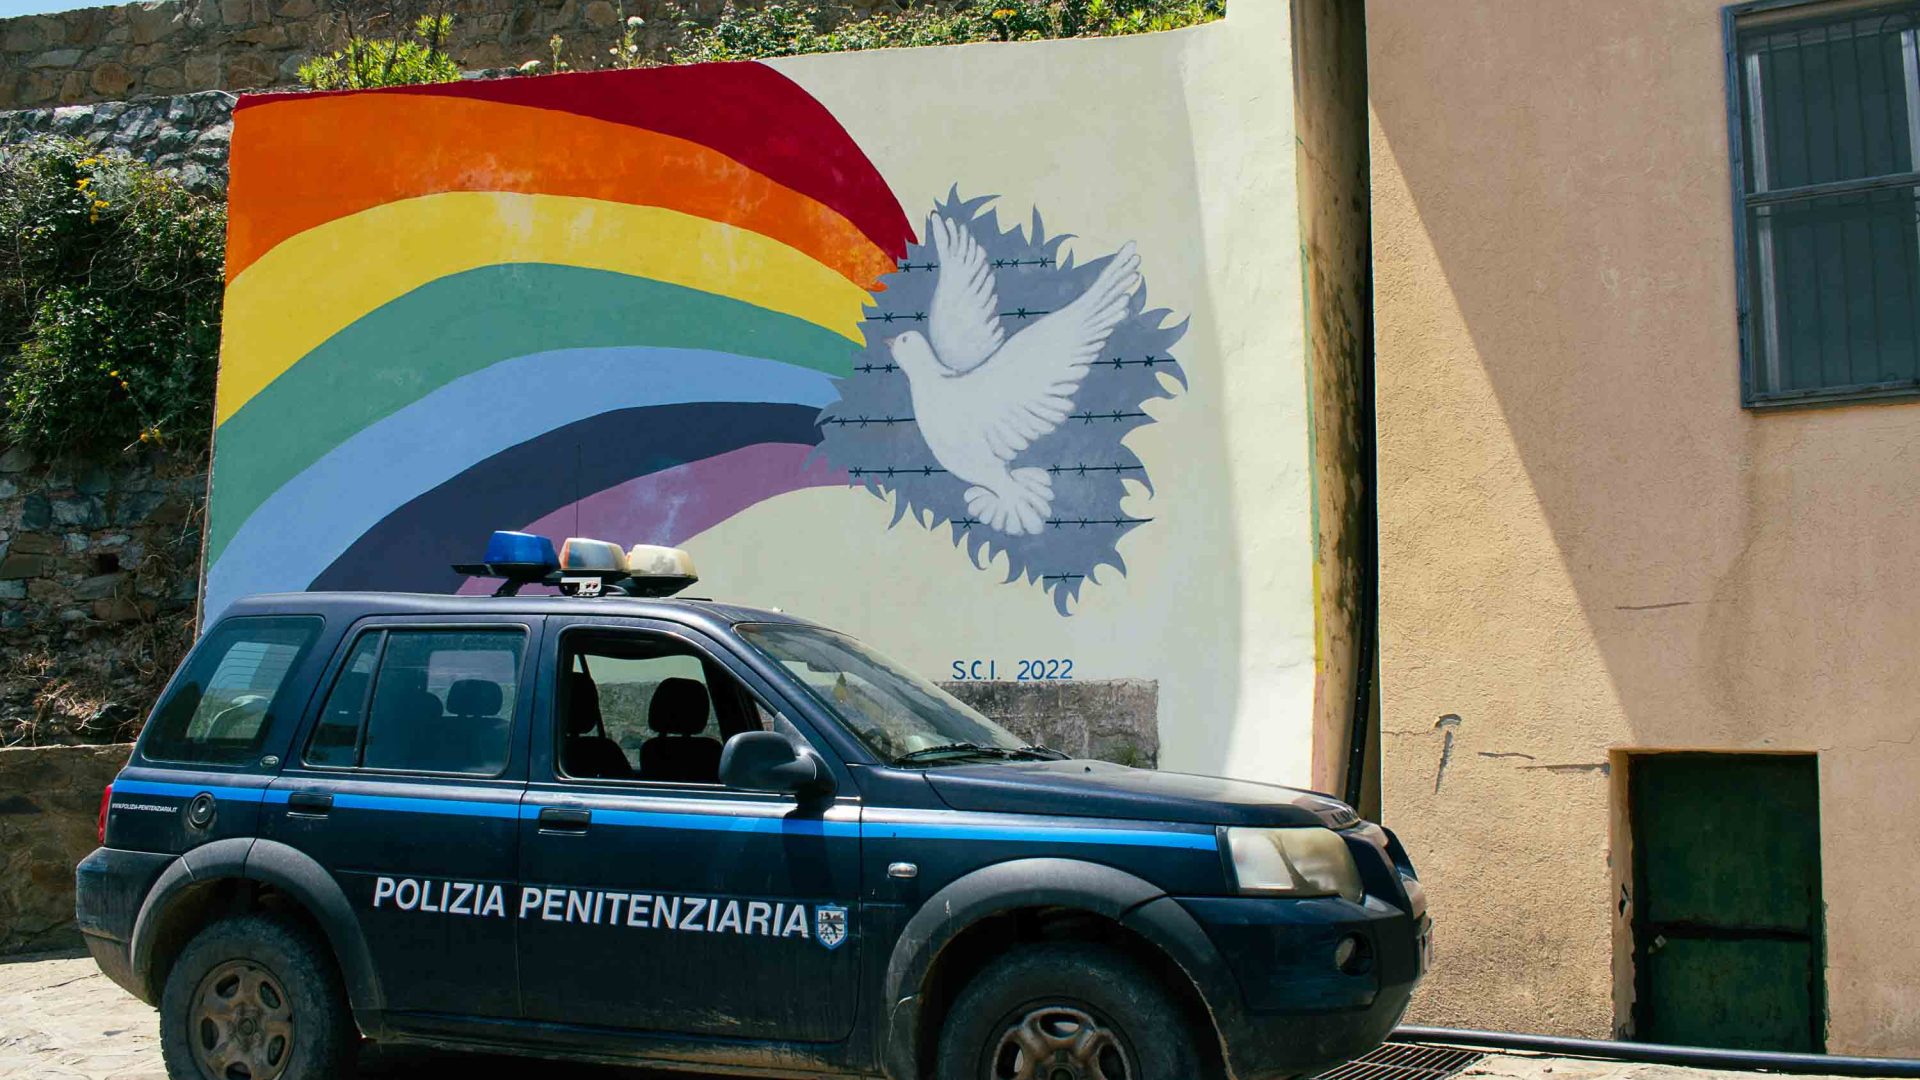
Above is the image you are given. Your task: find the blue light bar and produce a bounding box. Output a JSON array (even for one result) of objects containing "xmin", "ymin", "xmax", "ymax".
[
  {"xmin": 481, "ymin": 530, "xmax": 558, "ymax": 572},
  {"xmin": 453, "ymin": 530, "xmax": 696, "ymax": 599}
]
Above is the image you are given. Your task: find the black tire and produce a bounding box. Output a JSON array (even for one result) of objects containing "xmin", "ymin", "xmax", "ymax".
[
  {"xmin": 935, "ymin": 942, "xmax": 1211, "ymax": 1080},
  {"xmin": 158, "ymin": 913, "xmax": 355, "ymax": 1080}
]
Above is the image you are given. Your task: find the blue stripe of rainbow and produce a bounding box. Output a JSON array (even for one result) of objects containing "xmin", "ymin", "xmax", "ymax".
[{"xmin": 203, "ymin": 346, "xmax": 839, "ymax": 621}]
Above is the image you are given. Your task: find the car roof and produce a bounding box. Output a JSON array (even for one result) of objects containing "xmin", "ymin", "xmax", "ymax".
[{"xmin": 218, "ymin": 590, "xmax": 816, "ymax": 635}]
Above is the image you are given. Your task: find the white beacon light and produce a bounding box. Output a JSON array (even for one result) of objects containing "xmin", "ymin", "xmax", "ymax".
[{"xmin": 627, "ymin": 544, "xmax": 697, "ymax": 580}]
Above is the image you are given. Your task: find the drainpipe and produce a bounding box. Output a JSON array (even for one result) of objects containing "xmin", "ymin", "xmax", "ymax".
[
  {"xmin": 1395, "ymin": 1026, "xmax": 1920, "ymax": 1078},
  {"xmin": 1341, "ymin": 191, "xmax": 1379, "ymax": 811}
]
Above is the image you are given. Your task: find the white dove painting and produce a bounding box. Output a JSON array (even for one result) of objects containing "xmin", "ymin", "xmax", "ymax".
[
  {"xmin": 818, "ymin": 190, "xmax": 1189, "ymax": 615},
  {"xmin": 888, "ymin": 216, "xmax": 1143, "ymax": 537}
]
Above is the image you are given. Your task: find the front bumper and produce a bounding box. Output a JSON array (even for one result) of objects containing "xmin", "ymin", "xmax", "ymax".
[{"xmin": 1178, "ymin": 894, "xmax": 1428, "ymax": 1079}]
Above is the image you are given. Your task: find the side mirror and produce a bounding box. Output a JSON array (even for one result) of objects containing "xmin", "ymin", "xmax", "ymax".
[{"xmin": 720, "ymin": 731, "xmax": 834, "ymax": 798}]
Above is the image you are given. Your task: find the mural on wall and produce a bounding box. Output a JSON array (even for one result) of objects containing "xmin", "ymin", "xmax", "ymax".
[
  {"xmin": 195, "ymin": 6, "xmax": 1334, "ymax": 789},
  {"xmin": 202, "ymin": 64, "xmax": 1185, "ymax": 622},
  {"xmin": 819, "ymin": 191, "xmax": 1188, "ymax": 615},
  {"xmin": 204, "ymin": 65, "xmax": 909, "ymax": 618}
]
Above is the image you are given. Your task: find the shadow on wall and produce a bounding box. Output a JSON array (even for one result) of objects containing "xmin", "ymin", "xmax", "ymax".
[{"xmin": 1374, "ymin": 0, "xmax": 1920, "ymax": 763}]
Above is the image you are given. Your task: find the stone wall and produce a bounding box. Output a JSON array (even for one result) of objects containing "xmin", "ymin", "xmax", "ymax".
[
  {"xmin": 0, "ymin": 448, "xmax": 204, "ymax": 748},
  {"xmin": 0, "ymin": 743, "xmax": 132, "ymax": 955},
  {"xmin": 948, "ymin": 680, "xmax": 1159, "ymax": 767},
  {"xmin": 0, "ymin": 89, "xmax": 233, "ymax": 193},
  {"xmin": 0, "ymin": 0, "xmax": 885, "ymax": 110}
]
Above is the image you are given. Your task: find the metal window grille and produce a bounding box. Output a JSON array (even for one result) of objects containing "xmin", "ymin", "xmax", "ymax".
[
  {"xmin": 1728, "ymin": 0, "xmax": 1920, "ymax": 406},
  {"xmin": 1312, "ymin": 1042, "xmax": 1487, "ymax": 1080}
]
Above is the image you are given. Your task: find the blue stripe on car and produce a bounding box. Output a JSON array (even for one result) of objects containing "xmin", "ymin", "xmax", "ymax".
[{"xmin": 112, "ymin": 779, "xmax": 1214, "ymax": 850}]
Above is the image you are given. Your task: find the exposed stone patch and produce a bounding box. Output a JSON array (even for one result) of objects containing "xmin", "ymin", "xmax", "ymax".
[{"xmin": 946, "ymin": 679, "xmax": 1160, "ymax": 768}]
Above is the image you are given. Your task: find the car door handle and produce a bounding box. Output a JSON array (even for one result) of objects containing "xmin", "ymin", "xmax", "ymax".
[
  {"xmin": 286, "ymin": 792, "xmax": 333, "ymax": 816},
  {"xmin": 537, "ymin": 807, "xmax": 591, "ymax": 832}
]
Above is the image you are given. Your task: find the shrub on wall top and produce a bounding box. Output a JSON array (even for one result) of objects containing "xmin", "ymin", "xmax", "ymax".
[
  {"xmin": 0, "ymin": 138, "xmax": 225, "ymax": 459},
  {"xmin": 296, "ymin": 12, "xmax": 462, "ymax": 90},
  {"xmin": 671, "ymin": 0, "xmax": 1225, "ymax": 62}
]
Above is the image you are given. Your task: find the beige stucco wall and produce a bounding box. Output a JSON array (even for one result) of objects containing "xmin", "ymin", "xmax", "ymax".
[{"xmin": 1368, "ymin": 0, "xmax": 1920, "ymax": 1056}]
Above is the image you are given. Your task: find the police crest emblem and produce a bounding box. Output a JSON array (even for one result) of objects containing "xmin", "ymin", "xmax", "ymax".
[{"xmin": 814, "ymin": 904, "xmax": 849, "ymax": 950}]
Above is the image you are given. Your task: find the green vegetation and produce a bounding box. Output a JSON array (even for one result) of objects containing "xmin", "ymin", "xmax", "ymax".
[
  {"xmin": 0, "ymin": 139, "xmax": 226, "ymax": 458},
  {"xmin": 673, "ymin": 0, "xmax": 1224, "ymax": 61},
  {"xmin": 543, "ymin": 0, "xmax": 1227, "ymax": 69},
  {"xmin": 296, "ymin": 12, "xmax": 460, "ymax": 90}
]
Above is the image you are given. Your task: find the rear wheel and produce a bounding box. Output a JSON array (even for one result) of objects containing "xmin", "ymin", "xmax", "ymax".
[
  {"xmin": 935, "ymin": 943, "xmax": 1209, "ymax": 1080},
  {"xmin": 159, "ymin": 913, "xmax": 353, "ymax": 1080}
]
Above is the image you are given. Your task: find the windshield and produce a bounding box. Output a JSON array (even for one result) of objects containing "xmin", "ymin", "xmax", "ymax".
[{"xmin": 736, "ymin": 623, "xmax": 1036, "ymax": 764}]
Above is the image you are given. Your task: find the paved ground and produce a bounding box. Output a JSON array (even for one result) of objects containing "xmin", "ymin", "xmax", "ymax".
[
  {"xmin": 0, "ymin": 950, "xmax": 694, "ymax": 1079},
  {"xmin": 0, "ymin": 949, "xmax": 1857, "ymax": 1080},
  {"xmin": 1461, "ymin": 1052, "xmax": 1845, "ymax": 1080}
]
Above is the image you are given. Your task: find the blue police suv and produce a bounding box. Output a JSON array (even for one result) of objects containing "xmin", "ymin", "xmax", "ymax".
[{"xmin": 76, "ymin": 533, "xmax": 1428, "ymax": 1080}]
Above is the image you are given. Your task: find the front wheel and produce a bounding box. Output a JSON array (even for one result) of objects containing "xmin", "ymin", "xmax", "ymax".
[
  {"xmin": 935, "ymin": 943, "xmax": 1212, "ymax": 1080},
  {"xmin": 158, "ymin": 913, "xmax": 354, "ymax": 1080}
]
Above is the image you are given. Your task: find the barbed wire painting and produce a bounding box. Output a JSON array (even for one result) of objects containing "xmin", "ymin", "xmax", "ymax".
[{"xmin": 817, "ymin": 188, "xmax": 1190, "ymax": 615}]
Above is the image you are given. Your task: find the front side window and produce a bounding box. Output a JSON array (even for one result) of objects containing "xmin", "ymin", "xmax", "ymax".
[
  {"xmin": 554, "ymin": 630, "xmax": 767, "ymax": 785},
  {"xmin": 737, "ymin": 623, "xmax": 1050, "ymax": 766},
  {"xmin": 1734, "ymin": 1, "xmax": 1920, "ymax": 404},
  {"xmin": 306, "ymin": 628, "xmax": 525, "ymax": 776},
  {"xmin": 143, "ymin": 616, "xmax": 322, "ymax": 765}
]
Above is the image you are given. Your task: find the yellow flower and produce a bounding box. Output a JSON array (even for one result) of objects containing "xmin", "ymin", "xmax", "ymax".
[
  {"xmin": 108, "ymin": 370, "xmax": 119, "ymax": 377},
  {"xmin": 76, "ymin": 176, "xmax": 91, "ymax": 190},
  {"xmin": 992, "ymin": 6, "xmax": 1015, "ymax": 15}
]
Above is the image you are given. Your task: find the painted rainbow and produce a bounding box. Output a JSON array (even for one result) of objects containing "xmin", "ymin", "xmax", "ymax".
[{"xmin": 204, "ymin": 64, "xmax": 913, "ymax": 618}]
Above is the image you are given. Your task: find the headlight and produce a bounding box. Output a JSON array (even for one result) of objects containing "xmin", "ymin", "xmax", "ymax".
[{"xmin": 1224, "ymin": 827, "xmax": 1363, "ymax": 902}]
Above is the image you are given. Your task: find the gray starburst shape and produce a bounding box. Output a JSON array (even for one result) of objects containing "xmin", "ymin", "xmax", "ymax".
[{"xmin": 816, "ymin": 188, "xmax": 1189, "ymax": 615}]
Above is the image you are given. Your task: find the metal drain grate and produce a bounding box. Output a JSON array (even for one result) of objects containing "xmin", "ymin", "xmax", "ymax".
[{"xmin": 1312, "ymin": 1042, "xmax": 1488, "ymax": 1080}]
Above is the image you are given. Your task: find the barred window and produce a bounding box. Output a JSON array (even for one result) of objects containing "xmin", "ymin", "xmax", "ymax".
[{"xmin": 1732, "ymin": 1, "xmax": 1920, "ymax": 405}]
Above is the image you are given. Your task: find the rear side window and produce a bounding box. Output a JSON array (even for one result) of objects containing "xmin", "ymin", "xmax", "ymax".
[
  {"xmin": 143, "ymin": 616, "xmax": 323, "ymax": 765},
  {"xmin": 304, "ymin": 633, "xmax": 379, "ymax": 768},
  {"xmin": 305, "ymin": 628, "xmax": 525, "ymax": 776}
]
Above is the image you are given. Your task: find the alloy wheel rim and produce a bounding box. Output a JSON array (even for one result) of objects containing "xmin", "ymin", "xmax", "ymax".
[
  {"xmin": 188, "ymin": 959, "xmax": 295, "ymax": 1080},
  {"xmin": 989, "ymin": 1004, "xmax": 1134, "ymax": 1080}
]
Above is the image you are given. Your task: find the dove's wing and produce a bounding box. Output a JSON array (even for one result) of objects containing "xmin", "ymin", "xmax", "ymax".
[
  {"xmin": 962, "ymin": 242, "xmax": 1142, "ymax": 463},
  {"xmin": 926, "ymin": 216, "xmax": 1005, "ymax": 373}
]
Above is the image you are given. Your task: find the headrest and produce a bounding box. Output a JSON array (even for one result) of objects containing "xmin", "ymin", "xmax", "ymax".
[
  {"xmin": 567, "ymin": 672, "xmax": 601, "ymax": 734},
  {"xmin": 447, "ymin": 679, "xmax": 503, "ymax": 718},
  {"xmin": 647, "ymin": 677, "xmax": 710, "ymax": 736}
]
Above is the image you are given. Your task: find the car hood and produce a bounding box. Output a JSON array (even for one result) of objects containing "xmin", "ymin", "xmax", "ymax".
[{"xmin": 922, "ymin": 759, "xmax": 1358, "ymax": 828}]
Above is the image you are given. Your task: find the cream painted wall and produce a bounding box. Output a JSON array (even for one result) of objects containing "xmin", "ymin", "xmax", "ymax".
[
  {"xmin": 679, "ymin": 1, "xmax": 1322, "ymax": 786},
  {"xmin": 1369, "ymin": 0, "xmax": 1920, "ymax": 1054}
]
